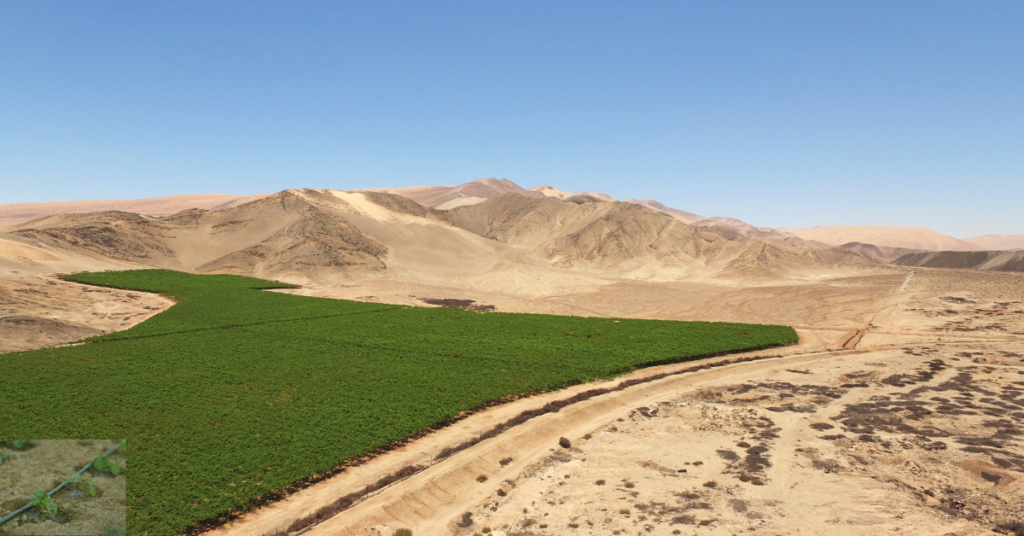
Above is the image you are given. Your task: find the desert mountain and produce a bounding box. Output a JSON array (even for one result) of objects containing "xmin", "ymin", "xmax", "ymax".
[
  {"xmin": 621, "ymin": 199, "xmax": 704, "ymax": 224},
  {"xmin": 529, "ymin": 185, "xmax": 573, "ymax": 199},
  {"xmin": 372, "ymin": 179, "xmax": 766, "ymax": 235},
  {"xmin": 781, "ymin": 225, "xmax": 984, "ymax": 252},
  {"xmin": 531, "ymin": 184, "xmax": 617, "ymax": 203},
  {"xmin": 964, "ymin": 234, "xmax": 1024, "ymax": 251},
  {"xmin": 361, "ymin": 178, "xmax": 542, "ymax": 210},
  {"xmin": 440, "ymin": 192, "xmax": 872, "ymax": 279},
  {"xmin": 446, "ymin": 193, "xmax": 736, "ymax": 276},
  {"xmin": 3, "ymin": 190, "xmax": 439, "ymax": 281},
  {"xmin": 6, "ymin": 180, "xmax": 1020, "ymax": 258},
  {"xmin": 837, "ymin": 242, "xmax": 926, "ymax": 263},
  {"xmin": 893, "ymin": 250, "xmax": 1024, "ymax": 272},
  {"xmin": 1, "ymin": 188, "xmax": 878, "ymax": 287},
  {"xmin": 0, "ymin": 193, "xmax": 270, "ymax": 228}
]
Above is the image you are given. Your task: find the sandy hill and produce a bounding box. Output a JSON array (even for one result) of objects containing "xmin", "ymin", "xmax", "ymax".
[
  {"xmin": 447, "ymin": 193, "xmax": 735, "ymax": 278},
  {"xmin": 2, "ymin": 189, "xmax": 468, "ymax": 282},
  {"xmin": 964, "ymin": 234, "xmax": 1024, "ymax": 251},
  {"xmin": 0, "ymin": 193, "xmax": 270, "ymax": 228},
  {"xmin": 361, "ymin": 178, "xmax": 542, "ymax": 210},
  {"xmin": 531, "ymin": 184, "xmax": 617, "ymax": 202},
  {"xmin": 837, "ymin": 242, "xmax": 925, "ymax": 263},
  {"xmin": 622, "ymin": 199, "xmax": 704, "ymax": 224},
  {"xmin": 781, "ymin": 225, "xmax": 983, "ymax": 252},
  {"xmin": 893, "ymin": 250, "xmax": 1024, "ymax": 273},
  {"xmin": 620, "ymin": 200, "xmax": 799, "ymax": 243},
  {"xmin": 376, "ymin": 178, "xmax": 785, "ymax": 239},
  {"xmin": 1, "ymin": 188, "xmax": 878, "ymax": 287},
  {"xmin": 529, "ymin": 185, "xmax": 573, "ymax": 199}
]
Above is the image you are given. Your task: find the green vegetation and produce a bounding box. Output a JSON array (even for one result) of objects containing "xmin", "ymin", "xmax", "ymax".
[
  {"xmin": 0, "ymin": 270, "xmax": 796, "ymax": 536},
  {"xmin": 32, "ymin": 491, "xmax": 58, "ymax": 517},
  {"xmin": 92, "ymin": 454, "xmax": 124, "ymax": 476},
  {"xmin": 68, "ymin": 474, "xmax": 97, "ymax": 497}
]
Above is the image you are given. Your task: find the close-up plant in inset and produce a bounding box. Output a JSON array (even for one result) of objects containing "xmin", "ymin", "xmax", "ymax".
[
  {"xmin": 92, "ymin": 454, "xmax": 124, "ymax": 476},
  {"xmin": 32, "ymin": 490, "xmax": 59, "ymax": 517},
  {"xmin": 0, "ymin": 440, "xmax": 125, "ymax": 534},
  {"xmin": 68, "ymin": 474, "xmax": 98, "ymax": 497},
  {"xmin": 0, "ymin": 452, "xmax": 15, "ymax": 465}
]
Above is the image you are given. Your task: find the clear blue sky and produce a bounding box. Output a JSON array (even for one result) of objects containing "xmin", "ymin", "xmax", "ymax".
[{"xmin": 1, "ymin": 1, "xmax": 1021, "ymax": 237}]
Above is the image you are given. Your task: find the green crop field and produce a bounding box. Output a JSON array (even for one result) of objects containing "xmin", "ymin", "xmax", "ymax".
[{"xmin": 0, "ymin": 270, "xmax": 797, "ymax": 536}]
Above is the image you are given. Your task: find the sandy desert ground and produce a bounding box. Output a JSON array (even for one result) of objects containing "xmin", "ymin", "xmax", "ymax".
[{"xmin": 0, "ymin": 273, "xmax": 173, "ymax": 354}]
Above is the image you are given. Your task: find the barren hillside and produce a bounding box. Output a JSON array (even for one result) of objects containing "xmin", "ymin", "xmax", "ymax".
[
  {"xmin": 0, "ymin": 193, "xmax": 269, "ymax": 228},
  {"xmin": 965, "ymin": 234, "xmax": 1024, "ymax": 251},
  {"xmin": 837, "ymin": 242, "xmax": 925, "ymax": 263},
  {"xmin": 782, "ymin": 225, "xmax": 983, "ymax": 251},
  {"xmin": 1, "ymin": 188, "xmax": 879, "ymax": 288},
  {"xmin": 893, "ymin": 250, "xmax": 1024, "ymax": 273},
  {"xmin": 624, "ymin": 199, "xmax": 704, "ymax": 224},
  {"xmin": 361, "ymin": 178, "xmax": 543, "ymax": 210}
]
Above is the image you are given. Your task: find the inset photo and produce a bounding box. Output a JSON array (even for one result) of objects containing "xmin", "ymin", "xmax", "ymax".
[{"xmin": 0, "ymin": 439, "xmax": 126, "ymax": 536}]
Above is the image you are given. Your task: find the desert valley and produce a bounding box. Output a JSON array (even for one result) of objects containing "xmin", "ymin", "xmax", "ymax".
[{"xmin": 1, "ymin": 178, "xmax": 1022, "ymax": 536}]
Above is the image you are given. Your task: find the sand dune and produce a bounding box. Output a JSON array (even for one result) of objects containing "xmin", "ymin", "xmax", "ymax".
[
  {"xmin": 0, "ymin": 193, "xmax": 269, "ymax": 228},
  {"xmin": 362, "ymin": 178, "xmax": 542, "ymax": 210},
  {"xmin": 965, "ymin": 234, "xmax": 1024, "ymax": 251},
  {"xmin": 781, "ymin": 225, "xmax": 984, "ymax": 251},
  {"xmin": 532, "ymin": 184, "xmax": 617, "ymax": 202}
]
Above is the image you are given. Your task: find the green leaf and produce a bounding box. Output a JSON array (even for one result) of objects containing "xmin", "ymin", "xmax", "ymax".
[
  {"xmin": 111, "ymin": 461, "xmax": 121, "ymax": 476},
  {"xmin": 32, "ymin": 490, "xmax": 57, "ymax": 515},
  {"xmin": 93, "ymin": 455, "xmax": 110, "ymax": 473},
  {"xmin": 33, "ymin": 490, "xmax": 47, "ymax": 505},
  {"xmin": 68, "ymin": 474, "xmax": 98, "ymax": 496}
]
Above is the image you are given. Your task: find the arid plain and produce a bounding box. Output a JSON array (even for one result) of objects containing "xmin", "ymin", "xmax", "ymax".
[{"xmin": 1, "ymin": 179, "xmax": 1022, "ymax": 536}]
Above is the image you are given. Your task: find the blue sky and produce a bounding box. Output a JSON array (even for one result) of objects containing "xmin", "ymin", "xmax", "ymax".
[{"xmin": 1, "ymin": 1, "xmax": 1021, "ymax": 237}]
